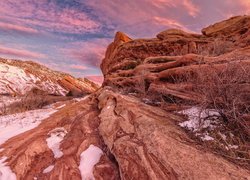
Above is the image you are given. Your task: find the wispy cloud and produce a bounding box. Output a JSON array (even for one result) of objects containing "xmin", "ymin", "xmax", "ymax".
[
  {"xmin": 60, "ymin": 39, "xmax": 110, "ymax": 68},
  {"xmin": 85, "ymin": 75, "xmax": 104, "ymax": 84},
  {"xmin": 70, "ymin": 64, "xmax": 88, "ymax": 70},
  {"xmin": 183, "ymin": 0, "xmax": 200, "ymax": 17},
  {"xmin": 153, "ymin": 16, "xmax": 188, "ymax": 30},
  {"xmin": 151, "ymin": 0, "xmax": 199, "ymax": 17},
  {"xmin": 0, "ymin": 46, "xmax": 46, "ymax": 59},
  {"xmin": 0, "ymin": 0, "xmax": 100, "ymax": 35},
  {"xmin": 83, "ymin": 0, "xmax": 200, "ymax": 37},
  {"xmin": 239, "ymin": 0, "xmax": 250, "ymax": 13},
  {"xmin": 0, "ymin": 21, "xmax": 38, "ymax": 34}
]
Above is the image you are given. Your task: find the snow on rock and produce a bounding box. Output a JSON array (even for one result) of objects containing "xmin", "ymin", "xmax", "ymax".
[
  {"xmin": 178, "ymin": 107, "xmax": 221, "ymax": 141},
  {"xmin": 0, "ymin": 63, "xmax": 67, "ymax": 96},
  {"xmin": 55, "ymin": 104, "xmax": 66, "ymax": 110},
  {"xmin": 178, "ymin": 107, "xmax": 220, "ymax": 132},
  {"xmin": 0, "ymin": 108, "xmax": 57, "ymax": 146},
  {"xmin": 200, "ymin": 134, "xmax": 215, "ymax": 141},
  {"xmin": 46, "ymin": 127, "xmax": 67, "ymax": 159},
  {"xmin": 0, "ymin": 63, "xmax": 37, "ymax": 95},
  {"xmin": 228, "ymin": 145, "xmax": 239, "ymax": 149},
  {"xmin": 0, "ymin": 156, "xmax": 16, "ymax": 180},
  {"xmin": 79, "ymin": 144, "xmax": 103, "ymax": 180},
  {"xmin": 74, "ymin": 95, "xmax": 89, "ymax": 102},
  {"xmin": 43, "ymin": 165, "xmax": 54, "ymax": 174},
  {"xmin": 39, "ymin": 80, "xmax": 68, "ymax": 96}
]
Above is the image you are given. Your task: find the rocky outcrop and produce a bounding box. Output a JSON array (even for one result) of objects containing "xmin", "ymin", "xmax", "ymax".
[
  {"xmin": 101, "ymin": 15, "xmax": 250, "ymax": 105},
  {"xmin": 97, "ymin": 89, "xmax": 250, "ymax": 179},
  {"xmin": 58, "ymin": 75, "xmax": 98, "ymax": 96}
]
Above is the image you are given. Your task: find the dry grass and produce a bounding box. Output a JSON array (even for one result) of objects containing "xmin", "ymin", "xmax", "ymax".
[
  {"xmin": 184, "ymin": 62, "xmax": 250, "ymax": 168},
  {"xmin": 1, "ymin": 89, "xmax": 73, "ymax": 116}
]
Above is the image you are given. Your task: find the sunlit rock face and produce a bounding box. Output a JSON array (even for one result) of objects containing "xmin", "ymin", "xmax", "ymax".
[{"xmin": 101, "ymin": 15, "xmax": 250, "ymax": 104}]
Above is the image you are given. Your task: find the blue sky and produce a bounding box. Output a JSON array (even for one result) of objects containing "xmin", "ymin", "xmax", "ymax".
[{"xmin": 0, "ymin": 0, "xmax": 249, "ymax": 83}]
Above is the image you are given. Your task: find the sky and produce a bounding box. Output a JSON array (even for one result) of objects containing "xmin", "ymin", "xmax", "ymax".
[{"xmin": 0, "ymin": 0, "xmax": 249, "ymax": 83}]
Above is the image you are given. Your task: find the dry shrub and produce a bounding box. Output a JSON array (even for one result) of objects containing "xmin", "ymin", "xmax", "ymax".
[
  {"xmin": 212, "ymin": 39, "xmax": 233, "ymax": 56},
  {"xmin": 192, "ymin": 62, "xmax": 250, "ymax": 138},
  {"xmin": 188, "ymin": 62, "xmax": 250, "ymax": 166},
  {"xmin": 1, "ymin": 89, "xmax": 72, "ymax": 115}
]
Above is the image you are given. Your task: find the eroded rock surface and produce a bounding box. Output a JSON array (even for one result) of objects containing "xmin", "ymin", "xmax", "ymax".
[
  {"xmin": 0, "ymin": 96, "xmax": 119, "ymax": 180},
  {"xmin": 97, "ymin": 89, "xmax": 250, "ymax": 180},
  {"xmin": 1, "ymin": 89, "xmax": 249, "ymax": 179},
  {"xmin": 101, "ymin": 15, "xmax": 250, "ymax": 105}
]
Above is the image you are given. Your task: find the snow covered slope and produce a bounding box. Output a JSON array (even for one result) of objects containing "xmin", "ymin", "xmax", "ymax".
[
  {"xmin": 0, "ymin": 58, "xmax": 99, "ymax": 96},
  {"xmin": 0, "ymin": 107, "xmax": 58, "ymax": 146},
  {"xmin": 0, "ymin": 63, "xmax": 67, "ymax": 96}
]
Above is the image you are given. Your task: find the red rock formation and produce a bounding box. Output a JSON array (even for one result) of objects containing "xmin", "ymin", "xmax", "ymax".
[
  {"xmin": 0, "ymin": 96, "xmax": 119, "ymax": 179},
  {"xmin": 101, "ymin": 15, "xmax": 250, "ymax": 104}
]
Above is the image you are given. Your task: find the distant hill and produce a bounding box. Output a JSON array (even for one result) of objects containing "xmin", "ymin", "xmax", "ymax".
[{"xmin": 0, "ymin": 58, "xmax": 99, "ymax": 97}]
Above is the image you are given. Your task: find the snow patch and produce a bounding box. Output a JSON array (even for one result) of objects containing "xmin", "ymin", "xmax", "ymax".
[
  {"xmin": 0, "ymin": 108, "xmax": 57, "ymax": 146},
  {"xmin": 200, "ymin": 134, "xmax": 214, "ymax": 141},
  {"xmin": 142, "ymin": 98, "xmax": 152, "ymax": 104},
  {"xmin": 74, "ymin": 95, "xmax": 89, "ymax": 102},
  {"xmin": 79, "ymin": 144, "xmax": 103, "ymax": 180},
  {"xmin": 178, "ymin": 107, "xmax": 221, "ymax": 142},
  {"xmin": 56, "ymin": 104, "xmax": 66, "ymax": 110},
  {"xmin": 0, "ymin": 156, "xmax": 16, "ymax": 180},
  {"xmin": 46, "ymin": 127, "xmax": 67, "ymax": 158},
  {"xmin": 178, "ymin": 107, "xmax": 220, "ymax": 132},
  {"xmin": 228, "ymin": 145, "xmax": 238, "ymax": 149},
  {"xmin": 43, "ymin": 165, "xmax": 54, "ymax": 174}
]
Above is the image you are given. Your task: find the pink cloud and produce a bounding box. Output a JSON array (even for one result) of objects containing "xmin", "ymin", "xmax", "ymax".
[
  {"xmin": 70, "ymin": 64, "xmax": 88, "ymax": 70},
  {"xmin": 60, "ymin": 39, "xmax": 110, "ymax": 68},
  {"xmin": 0, "ymin": 46, "xmax": 46, "ymax": 59},
  {"xmin": 151, "ymin": 0, "xmax": 200, "ymax": 17},
  {"xmin": 0, "ymin": 21, "xmax": 38, "ymax": 34},
  {"xmin": 85, "ymin": 75, "xmax": 104, "ymax": 85},
  {"xmin": 0, "ymin": 0, "xmax": 100, "ymax": 34},
  {"xmin": 153, "ymin": 16, "xmax": 188, "ymax": 31},
  {"xmin": 183, "ymin": 0, "xmax": 200, "ymax": 17},
  {"xmin": 239, "ymin": 0, "xmax": 250, "ymax": 13},
  {"xmin": 83, "ymin": 0, "xmax": 200, "ymax": 37}
]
